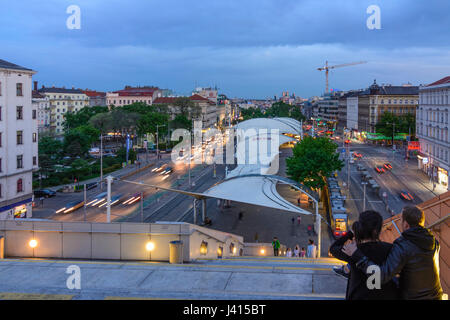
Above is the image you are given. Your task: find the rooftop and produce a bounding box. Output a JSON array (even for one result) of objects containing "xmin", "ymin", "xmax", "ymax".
[
  {"xmin": 0, "ymin": 59, "xmax": 33, "ymax": 72},
  {"xmin": 425, "ymin": 76, "xmax": 450, "ymax": 87},
  {"xmin": 38, "ymin": 86, "xmax": 85, "ymax": 94}
]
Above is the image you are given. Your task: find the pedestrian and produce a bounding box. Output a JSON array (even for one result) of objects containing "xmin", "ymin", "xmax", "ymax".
[
  {"xmin": 238, "ymin": 211, "xmax": 243, "ymax": 220},
  {"xmin": 330, "ymin": 210, "xmax": 400, "ymax": 300},
  {"xmin": 297, "ymin": 215, "xmax": 301, "ymax": 225},
  {"xmin": 343, "ymin": 206, "xmax": 443, "ymax": 300},
  {"xmin": 286, "ymin": 248, "xmax": 292, "ymax": 257},
  {"xmin": 293, "ymin": 245, "xmax": 300, "ymax": 257},
  {"xmin": 300, "ymin": 247, "xmax": 306, "ymax": 257},
  {"xmin": 272, "ymin": 237, "xmax": 280, "ymax": 256},
  {"xmin": 307, "ymin": 224, "xmax": 312, "ymax": 236},
  {"xmin": 306, "ymin": 239, "xmax": 317, "ymax": 258},
  {"xmin": 291, "ymin": 217, "xmax": 295, "ymax": 224}
]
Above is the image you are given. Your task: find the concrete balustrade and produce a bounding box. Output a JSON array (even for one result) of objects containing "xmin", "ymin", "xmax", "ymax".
[{"xmin": 0, "ymin": 220, "xmax": 244, "ymax": 262}]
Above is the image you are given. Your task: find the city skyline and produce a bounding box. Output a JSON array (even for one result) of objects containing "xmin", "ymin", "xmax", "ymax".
[{"xmin": 1, "ymin": 0, "xmax": 449, "ymax": 98}]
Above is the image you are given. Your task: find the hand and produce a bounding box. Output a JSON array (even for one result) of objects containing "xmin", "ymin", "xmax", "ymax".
[{"xmin": 342, "ymin": 240, "xmax": 358, "ymax": 256}]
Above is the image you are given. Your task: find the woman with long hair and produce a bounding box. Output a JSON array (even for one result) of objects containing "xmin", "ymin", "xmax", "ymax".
[{"xmin": 329, "ymin": 210, "xmax": 400, "ymax": 299}]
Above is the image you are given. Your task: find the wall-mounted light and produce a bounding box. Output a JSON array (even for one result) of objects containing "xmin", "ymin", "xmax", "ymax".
[
  {"xmin": 200, "ymin": 241, "xmax": 208, "ymax": 255},
  {"xmin": 217, "ymin": 246, "xmax": 223, "ymax": 259},
  {"xmin": 29, "ymin": 239, "xmax": 38, "ymax": 248},
  {"xmin": 146, "ymin": 242, "xmax": 155, "ymax": 251},
  {"xmin": 260, "ymin": 248, "xmax": 265, "ymax": 255}
]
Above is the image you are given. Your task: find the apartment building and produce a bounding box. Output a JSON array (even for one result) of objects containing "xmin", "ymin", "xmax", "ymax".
[
  {"xmin": 106, "ymin": 86, "xmax": 162, "ymax": 107},
  {"xmin": 32, "ymin": 81, "xmax": 50, "ymax": 133},
  {"xmin": 38, "ymin": 85, "xmax": 89, "ymax": 134},
  {"xmin": 417, "ymin": 76, "xmax": 450, "ymax": 190},
  {"xmin": 83, "ymin": 89, "xmax": 106, "ymax": 106},
  {"xmin": 0, "ymin": 59, "xmax": 38, "ymax": 219},
  {"xmin": 153, "ymin": 94, "xmax": 218, "ymax": 129}
]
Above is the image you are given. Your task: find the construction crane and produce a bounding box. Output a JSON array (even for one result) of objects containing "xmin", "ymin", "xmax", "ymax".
[{"xmin": 317, "ymin": 61, "xmax": 367, "ymax": 93}]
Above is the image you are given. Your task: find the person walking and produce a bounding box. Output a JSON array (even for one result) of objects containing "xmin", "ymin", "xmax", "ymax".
[
  {"xmin": 238, "ymin": 211, "xmax": 243, "ymax": 220},
  {"xmin": 293, "ymin": 245, "xmax": 300, "ymax": 257},
  {"xmin": 300, "ymin": 247, "xmax": 306, "ymax": 257},
  {"xmin": 343, "ymin": 206, "xmax": 443, "ymax": 300},
  {"xmin": 291, "ymin": 217, "xmax": 295, "ymax": 225},
  {"xmin": 306, "ymin": 239, "xmax": 317, "ymax": 258},
  {"xmin": 286, "ymin": 248, "xmax": 292, "ymax": 257},
  {"xmin": 272, "ymin": 237, "xmax": 281, "ymax": 256},
  {"xmin": 330, "ymin": 210, "xmax": 400, "ymax": 300},
  {"xmin": 297, "ymin": 215, "xmax": 301, "ymax": 225}
]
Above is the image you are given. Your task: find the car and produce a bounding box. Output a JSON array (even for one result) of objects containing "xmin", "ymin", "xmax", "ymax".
[
  {"xmin": 152, "ymin": 164, "xmax": 167, "ymax": 173},
  {"xmin": 86, "ymin": 192, "xmax": 107, "ymax": 206},
  {"xmin": 353, "ymin": 152, "xmax": 363, "ymax": 158},
  {"xmin": 384, "ymin": 163, "xmax": 393, "ymax": 170},
  {"xmin": 160, "ymin": 167, "xmax": 173, "ymax": 175},
  {"xmin": 55, "ymin": 200, "xmax": 84, "ymax": 214},
  {"xmin": 33, "ymin": 189, "xmax": 56, "ymax": 198},
  {"xmin": 344, "ymin": 139, "xmax": 351, "ymax": 145},
  {"xmin": 400, "ymin": 190, "xmax": 414, "ymax": 201},
  {"xmin": 375, "ymin": 166, "xmax": 385, "ymax": 174}
]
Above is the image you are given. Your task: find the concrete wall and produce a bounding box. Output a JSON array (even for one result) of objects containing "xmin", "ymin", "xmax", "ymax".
[
  {"xmin": 243, "ymin": 243, "xmax": 287, "ymax": 257},
  {"xmin": 0, "ymin": 220, "xmax": 243, "ymax": 262}
]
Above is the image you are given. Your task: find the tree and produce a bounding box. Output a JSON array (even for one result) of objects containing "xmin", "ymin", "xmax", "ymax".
[
  {"xmin": 76, "ymin": 124, "xmax": 100, "ymax": 145},
  {"xmin": 174, "ymin": 97, "xmax": 201, "ymax": 118},
  {"xmin": 240, "ymin": 107, "xmax": 264, "ymax": 120},
  {"xmin": 63, "ymin": 105, "xmax": 109, "ymax": 130},
  {"xmin": 63, "ymin": 129, "xmax": 91, "ymax": 158},
  {"xmin": 137, "ymin": 112, "xmax": 169, "ymax": 136},
  {"xmin": 89, "ymin": 112, "xmax": 112, "ymax": 133},
  {"xmin": 375, "ymin": 112, "xmax": 400, "ymax": 138},
  {"xmin": 38, "ymin": 136, "xmax": 63, "ymax": 177},
  {"xmin": 170, "ymin": 114, "xmax": 191, "ymax": 130},
  {"xmin": 286, "ymin": 136, "xmax": 344, "ymax": 190},
  {"xmin": 289, "ymin": 107, "xmax": 307, "ymax": 122}
]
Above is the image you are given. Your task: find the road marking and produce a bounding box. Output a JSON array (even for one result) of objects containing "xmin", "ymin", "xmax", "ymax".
[{"xmin": 0, "ymin": 292, "xmax": 74, "ymax": 300}]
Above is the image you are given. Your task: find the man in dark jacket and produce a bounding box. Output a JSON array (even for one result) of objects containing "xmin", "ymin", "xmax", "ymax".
[{"xmin": 342, "ymin": 206, "xmax": 443, "ymax": 300}]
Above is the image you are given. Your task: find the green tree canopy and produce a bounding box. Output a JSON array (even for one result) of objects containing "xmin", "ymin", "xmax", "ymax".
[
  {"xmin": 286, "ymin": 136, "xmax": 343, "ymax": 190},
  {"xmin": 170, "ymin": 114, "xmax": 192, "ymax": 130},
  {"xmin": 375, "ymin": 112, "xmax": 415, "ymax": 138},
  {"xmin": 38, "ymin": 136, "xmax": 63, "ymax": 174},
  {"xmin": 89, "ymin": 112, "xmax": 113, "ymax": 133},
  {"xmin": 137, "ymin": 112, "xmax": 169, "ymax": 136},
  {"xmin": 63, "ymin": 129, "xmax": 91, "ymax": 158},
  {"xmin": 63, "ymin": 106, "xmax": 109, "ymax": 130}
]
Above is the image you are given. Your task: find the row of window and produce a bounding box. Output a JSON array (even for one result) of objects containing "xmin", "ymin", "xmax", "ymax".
[
  {"xmin": 422, "ymin": 142, "xmax": 449, "ymax": 162},
  {"xmin": 420, "ymin": 91, "xmax": 450, "ymax": 105},
  {"xmin": 0, "ymin": 82, "xmax": 25, "ymax": 97},
  {"xmin": 110, "ymin": 99, "xmax": 152, "ymax": 105},
  {"xmin": 371, "ymin": 98, "xmax": 418, "ymax": 105},
  {"xmin": 0, "ymin": 106, "xmax": 37, "ymax": 120},
  {"xmin": 418, "ymin": 108, "xmax": 449, "ymax": 124},
  {"xmin": 0, "ymin": 131, "xmax": 37, "ymax": 146},
  {"xmin": 0, "ymin": 156, "xmax": 37, "ymax": 172},
  {"xmin": 418, "ymin": 125, "xmax": 449, "ymax": 143},
  {"xmin": 53, "ymin": 101, "xmax": 85, "ymax": 106}
]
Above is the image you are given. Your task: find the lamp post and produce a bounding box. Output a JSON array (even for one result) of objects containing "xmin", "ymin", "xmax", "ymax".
[
  {"xmin": 361, "ymin": 181, "xmax": 368, "ymax": 212},
  {"xmin": 156, "ymin": 124, "xmax": 166, "ymax": 162},
  {"xmin": 386, "ymin": 122, "xmax": 396, "ymax": 161}
]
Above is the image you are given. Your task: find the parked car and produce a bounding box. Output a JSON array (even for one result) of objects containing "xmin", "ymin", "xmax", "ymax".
[{"xmin": 33, "ymin": 189, "xmax": 56, "ymax": 198}]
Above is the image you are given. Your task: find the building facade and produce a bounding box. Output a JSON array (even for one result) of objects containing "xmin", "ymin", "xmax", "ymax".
[
  {"xmin": 83, "ymin": 89, "xmax": 106, "ymax": 106},
  {"xmin": 32, "ymin": 81, "xmax": 50, "ymax": 134},
  {"xmin": 417, "ymin": 76, "xmax": 450, "ymax": 190},
  {"xmin": 38, "ymin": 86, "xmax": 89, "ymax": 134},
  {"xmin": 0, "ymin": 59, "xmax": 38, "ymax": 219},
  {"xmin": 106, "ymin": 86, "xmax": 162, "ymax": 107}
]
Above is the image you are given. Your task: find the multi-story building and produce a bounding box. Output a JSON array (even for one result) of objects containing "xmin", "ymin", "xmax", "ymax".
[
  {"xmin": 38, "ymin": 86, "xmax": 89, "ymax": 134},
  {"xmin": 192, "ymin": 87, "xmax": 218, "ymax": 104},
  {"xmin": 316, "ymin": 91, "xmax": 342, "ymax": 123},
  {"xmin": 83, "ymin": 89, "xmax": 106, "ymax": 106},
  {"xmin": 153, "ymin": 94, "xmax": 218, "ymax": 129},
  {"xmin": 336, "ymin": 81, "xmax": 419, "ymax": 137},
  {"xmin": 0, "ymin": 59, "xmax": 38, "ymax": 219},
  {"xmin": 106, "ymin": 86, "xmax": 162, "ymax": 107},
  {"xmin": 417, "ymin": 76, "xmax": 450, "ymax": 190},
  {"xmin": 32, "ymin": 81, "xmax": 50, "ymax": 134}
]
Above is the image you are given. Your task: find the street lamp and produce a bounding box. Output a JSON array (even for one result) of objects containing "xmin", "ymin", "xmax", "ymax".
[
  {"xmin": 386, "ymin": 122, "xmax": 396, "ymax": 161},
  {"xmin": 156, "ymin": 124, "xmax": 166, "ymax": 162},
  {"xmin": 361, "ymin": 181, "xmax": 368, "ymax": 212}
]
